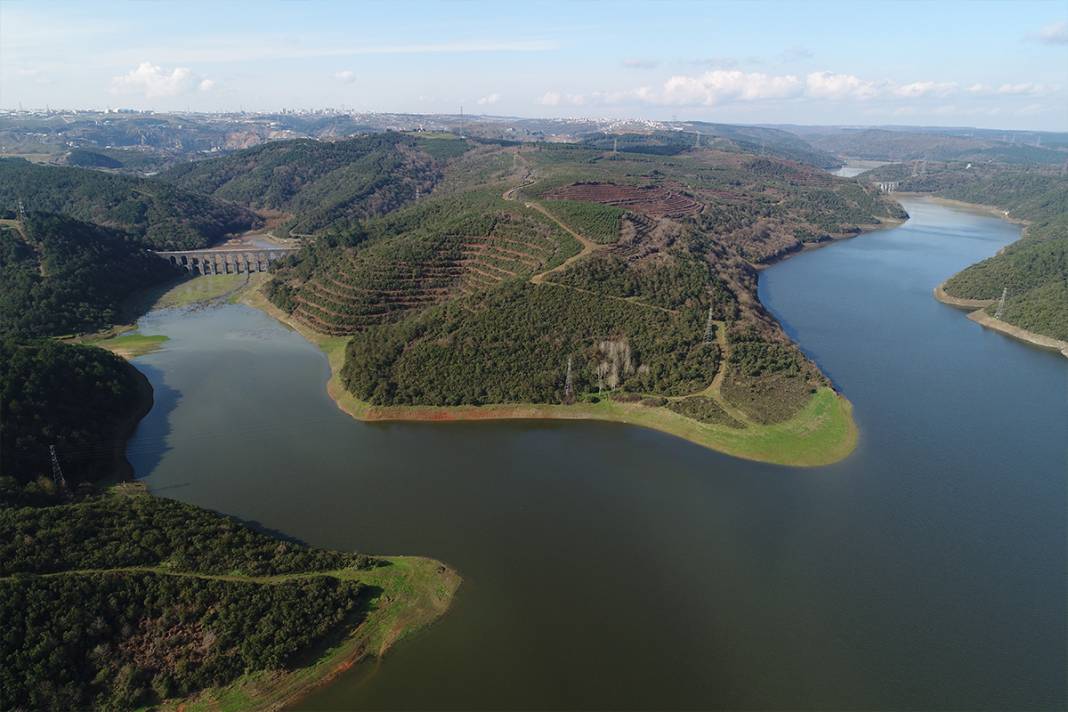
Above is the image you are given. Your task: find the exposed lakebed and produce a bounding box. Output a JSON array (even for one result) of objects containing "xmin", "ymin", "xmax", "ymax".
[{"xmin": 127, "ymin": 197, "xmax": 1066, "ymax": 710}]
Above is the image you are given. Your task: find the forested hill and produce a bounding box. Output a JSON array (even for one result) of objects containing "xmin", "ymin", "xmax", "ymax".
[
  {"xmin": 579, "ymin": 125, "xmax": 840, "ymax": 168},
  {"xmin": 866, "ymin": 162, "xmax": 1067, "ymax": 341},
  {"xmin": 267, "ymin": 142, "xmax": 899, "ymax": 445},
  {"xmin": 0, "ymin": 158, "xmax": 260, "ymax": 250},
  {"xmin": 0, "ymin": 487, "xmax": 375, "ymax": 709},
  {"xmin": 159, "ymin": 133, "xmax": 463, "ymax": 236},
  {"xmin": 796, "ymin": 127, "xmax": 1068, "ymax": 165},
  {"xmin": 0, "ymin": 339, "xmax": 150, "ymax": 504},
  {"xmin": 0, "ymin": 213, "xmax": 180, "ymax": 338}
]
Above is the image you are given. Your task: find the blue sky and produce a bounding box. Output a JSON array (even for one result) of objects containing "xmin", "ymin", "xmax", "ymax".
[{"xmin": 2, "ymin": 0, "xmax": 1066, "ymax": 130}]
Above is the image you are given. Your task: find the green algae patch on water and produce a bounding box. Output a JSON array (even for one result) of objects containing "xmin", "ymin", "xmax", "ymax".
[{"xmin": 90, "ymin": 333, "xmax": 170, "ymax": 358}]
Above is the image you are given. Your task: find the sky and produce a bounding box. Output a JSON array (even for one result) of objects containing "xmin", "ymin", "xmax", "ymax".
[{"xmin": 2, "ymin": 0, "xmax": 1067, "ymax": 131}]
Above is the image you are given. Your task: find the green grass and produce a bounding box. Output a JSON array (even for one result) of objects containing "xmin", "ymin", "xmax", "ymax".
[
  {"xmin": 89, "ymin": 333, "xmax": 169, "ymax": 357},
  {"xmin": 152, "ymin": 273, "xmax": 251, "ymax": 309}
]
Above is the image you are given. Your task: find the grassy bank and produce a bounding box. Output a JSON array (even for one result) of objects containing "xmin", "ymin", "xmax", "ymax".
[
  {"xmin": 87, "ymin": 274, "xmax": 263, "ymax": 358},
  {"xmin": 168, "ymin": 555, "xmax": 460, "ymax": 712},
  {"xmin": 243, "ymin": 286, "xmax": 857, "ymax": 467}
]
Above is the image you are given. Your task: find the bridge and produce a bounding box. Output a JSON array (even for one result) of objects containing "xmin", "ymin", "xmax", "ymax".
[{"xmin": 155, "ymin": 247, "xmax": 298, "ymax": 276}]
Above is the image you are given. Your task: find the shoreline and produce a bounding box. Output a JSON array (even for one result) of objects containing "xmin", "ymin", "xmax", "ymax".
[
  {"xmin": 909, "ymin": 194, "xmax": 1067, "ymax": 360},
  {"xmin": 752, "ymin": 216, "xmax": 907, "ymax": 270},
  {"xmin": 90, "ymin": 278, "xmax": 461, "ymax": 711},
  {"xmin": 169, "ymin": 556, "xmax": 460, "ymax": 712},
  {"xmin": 241, "ymin": 285, "xmax": 858, "ymax": 468},
  {"xmin": 934, "ymin": 280, "xmax": 1068, "ymax": 359}
]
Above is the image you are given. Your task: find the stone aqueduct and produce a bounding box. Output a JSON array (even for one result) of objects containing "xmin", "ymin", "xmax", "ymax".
[{"xmin": 155, "ymin": 247, "xmax": 298, "ymax": 276}]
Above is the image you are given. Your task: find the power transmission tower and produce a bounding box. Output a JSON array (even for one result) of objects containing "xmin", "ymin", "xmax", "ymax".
[
  {"xmin": 695, "ymin": 131, "xmax": 700, "ymax": 148},
  {"xmin": 994, "ymin": 287, "xmax": 1007, "ymax": 320},
  {"xmin": 563, "ymin": 356, "xmax": 574, "ymax": 401},
  {"xmin": 704, "ymin": 304, "xmax": 716, "ymax": 343},
  {"xmin": 16, "ymin": 197, "xmax": 26, "ymax": 223},
  {"xmin": 613, "ymin": 136, "xmax": 618, "ymax": 154},
  {"xmin": 49, "ymin": 444, "xmax": 67, "ymax": 492}
]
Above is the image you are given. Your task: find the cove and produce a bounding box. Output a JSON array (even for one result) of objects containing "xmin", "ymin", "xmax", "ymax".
[{"xmin": 126, "ymin": 197, "xmax": 1067, "ymax": 710}]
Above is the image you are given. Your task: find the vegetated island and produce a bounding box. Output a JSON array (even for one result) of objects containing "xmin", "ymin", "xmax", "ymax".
[
  {"xmin": 1, "ymin": 293, "xmax": 458, "ymax": 711},
  {"xmin": 220, "ymin": 134, "xmax": 909, "ymax": 466},
  {"xmin": 862, "ymin": 161, "xmax": 1068, "ymax": 358}
]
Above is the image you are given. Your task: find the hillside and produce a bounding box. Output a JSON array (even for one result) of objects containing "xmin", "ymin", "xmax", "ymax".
[
  {"xmin": 160, "ymin": 133, "xmax": 464, "ymax": 236},
  {"xmin": 798, "ymin": 127, "xmax": 1068, "ymax": 165},
  {"xmin": 0, "ymin": 487, "xmax": 458, "ymax": 711},
  {"xmin": 0, "ymin": 213, "xmax": 180, "ymax": 338},
  {"xmin": 0, "ymin": 158, "xmax": 259, "ymax": 249},
  {"xmin": 865, "ymin": 162, "xmax": 1068, "ymax": 342},
  {"xmin": 578, "ymin": 124, "xmax": 840, "ymax": 168},
  {"xmin": 0, "ymin": 339, "xmax": 151, "ymax": 504},
  {"xmin": 264, "ymin": 141, "xmax": 900, "ymax": 461}
]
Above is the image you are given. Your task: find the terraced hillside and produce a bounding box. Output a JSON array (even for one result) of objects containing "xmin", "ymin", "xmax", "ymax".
[
  {"xmin": 267, "ymin": 192, "xmax": 578, "ymax": 335},
  {"xmin": 161, "ymin": 133, "xmax": 468, "ymax": 236},
  {"xmin": 264, "ymin": 140, "xmax": 899, "ymax": 463},
  {"xmin": 545, "ymin": 183, "xmax": 702, "ymax": 218}
]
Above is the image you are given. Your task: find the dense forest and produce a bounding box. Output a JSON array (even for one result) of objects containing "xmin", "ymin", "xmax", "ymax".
[
  {"xmin": 160, "ymin": 133, "xmax": 459, "ymax": 236},
  {"xmin": 0, "ymin": 490, "xmax": 372, "ymax": 710},
  {"xmin": 0, "ymin": 339, "xmax": 148, "ymax": 503},
  {"xmin": 865, "ymin": 162, "xmax": 1068, "ymax": 340},
  {"xmin": 0, "ymin": 213, "xmax": 181, "ymax": 338},
  {"xmin": 0, "ymin": 158, "xmax": 259, "ymax": 249},
  {"xmin": 342, "ymin": 281, "xmax": 719, "ymax": 405}
]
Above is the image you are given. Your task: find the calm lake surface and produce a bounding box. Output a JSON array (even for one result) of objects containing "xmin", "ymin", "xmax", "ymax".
[{"xmin": 128, "ymin": 197, "xmax": 1067, "ymax": 710}]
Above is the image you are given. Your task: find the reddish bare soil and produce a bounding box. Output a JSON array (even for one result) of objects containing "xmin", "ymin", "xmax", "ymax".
[{"xmin": 546, "ymin": 183, "xmax": 702, "ymax": 217}]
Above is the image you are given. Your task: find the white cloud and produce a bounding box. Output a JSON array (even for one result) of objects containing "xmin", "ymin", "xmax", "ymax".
[
  {"xmin": 538, "ymin": 91, "xmax": 586, "ymax": 108},
  {"xmin": 477, "ymin": 93, "xmax": 500, "ymax": 105},
  {"xmin": 622, "ymin": 58, "xmax": 659, "ymax": 69},
  {"xmin": 997, "ymin": 82, "xmax": 1052, "ymax": 95},
  {"xmin": 1037, "ymin": 20, "xmax": 1068, "ymax": 45},
  {"xmin": 806, "ymin": 71, "xmax": 879, "ymax": 100},
  {"xmin": 333, "ymin": 70, "xmax": 356, "ymax": 84},
  {"xmin": 892, "ymin": 80, "xmax": 957, "ymax": 98},
  {"xmin": 110, "ymin": 62, "xmax": 214, "ymax": 98},
  {"xmin": 539, "ymin": 91, "xmax": 561, "ymax": 106},
  {"xmin": 659, "ymin": 70, "xmax": 803, "ymax": 106}
]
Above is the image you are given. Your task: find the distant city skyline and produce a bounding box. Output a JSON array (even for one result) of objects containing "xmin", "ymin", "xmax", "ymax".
[{"xmin": 2, "ymin": 0, "xmax": 1066, "ymax": 131}]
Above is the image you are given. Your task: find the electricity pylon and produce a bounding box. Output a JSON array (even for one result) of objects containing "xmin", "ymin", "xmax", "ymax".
[
  {"xmin": 49, "ymin": 444, "xmax": 67, "ymax": 492},
  {"xmin": 564, "ymin": 356, "xmax": 574, "ymax": 400}
]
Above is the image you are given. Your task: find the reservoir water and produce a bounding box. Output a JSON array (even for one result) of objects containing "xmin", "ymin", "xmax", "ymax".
[{"xmin": 127, "ymin": 197, "xmax": 1066, "ymax": 710}]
